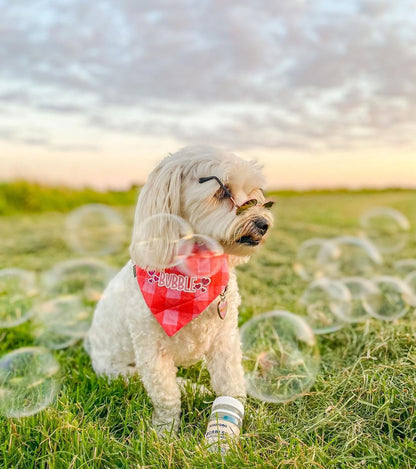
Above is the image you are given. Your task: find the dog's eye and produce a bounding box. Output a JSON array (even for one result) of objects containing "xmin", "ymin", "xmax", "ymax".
[{"xmin": 216, "ymin": 185, "xmax": 232, "ymax": 200}]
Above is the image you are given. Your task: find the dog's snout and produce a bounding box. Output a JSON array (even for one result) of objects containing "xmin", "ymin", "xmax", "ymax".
[{"xmin": 253, "ymin": 217, "xmax": 269, "ymax": 235}]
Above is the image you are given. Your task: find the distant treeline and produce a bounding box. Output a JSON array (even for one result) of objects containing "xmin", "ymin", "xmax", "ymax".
[
  {"xmin": 0, "ymin": 181, "xmax": 140, "ymax": 215},
  {"xmin": 0, "ymin": 180, "xmax": 414, "ymax": 215}
]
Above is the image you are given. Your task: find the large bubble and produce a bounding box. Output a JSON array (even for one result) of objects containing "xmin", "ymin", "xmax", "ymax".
[
  {"xmin": 66, "ymin": 204, "xmax": 126, "ymax": 256},
  {"xmin": 360, "ymin": 207, "xmax": 410, "ymax": 254},
  {"xmin": 339, "ymin": 277, "xmax": 381, "ymax": 322},
  {"xmin": 368, "ymin": 276, "xmax": 414, "ymax": 320},
  {"xmin": 41, "ymin": 259, "xmax": 116, "ymax": 303},
  {"xmin": 31, "ymin": 296, "xmax": 93, "ymax": 349},
  {"xmin": 0, "ymin": 268, "xmax": 38, "ymax": 329},
  {"xmin": 299, "ymin": 278, "xmax": 351, "ymax": 334},
  {"xmin": 319, "ymin": 235, "xmax": 383, "ymax": 278},
  {"xmin": 176, "ymin": 234, "xmax": 224, "ymax": 277},
  {"xmin": 0, "ymin": 347, "xmax": 60, "ymax": 417},
  {"xmin": 240, "ymin": 310, "xmax": 320, "ymax": 404},
  {"xmin": 130, "ymin": 214, "xmax": 194, "ymax": 270},
  {"xmin": 293, "ymin": 238, "xmax": 336, "ymax": 281}
]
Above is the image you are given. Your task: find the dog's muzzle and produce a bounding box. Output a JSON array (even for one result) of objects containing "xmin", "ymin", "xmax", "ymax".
[{"xmin": 236, "ymin": 217, "xmax": 270, "ymax": 246}]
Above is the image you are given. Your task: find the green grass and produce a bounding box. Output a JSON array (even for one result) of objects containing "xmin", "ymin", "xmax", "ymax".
[{"xmin": 0, "ymin": 185, "xmax": 416, "ymax": 468}]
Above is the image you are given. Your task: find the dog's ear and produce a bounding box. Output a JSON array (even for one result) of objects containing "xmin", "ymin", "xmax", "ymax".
[{"xmin": 130, "ymin": 159, "xmax": 188, "ymax": 270}]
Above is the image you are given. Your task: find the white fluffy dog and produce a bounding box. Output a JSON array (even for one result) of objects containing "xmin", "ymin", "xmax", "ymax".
[{"xmin": 87, "ymin": 146, "xmax": 273, "ymax": 434}]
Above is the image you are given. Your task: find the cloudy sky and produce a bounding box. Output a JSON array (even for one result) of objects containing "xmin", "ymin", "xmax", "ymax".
[{"xmin": 1, "ymin": 0, "xmax": 416, "ymax": 189}]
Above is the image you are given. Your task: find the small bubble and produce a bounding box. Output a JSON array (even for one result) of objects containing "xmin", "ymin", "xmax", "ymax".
[
  {"xmin": 368, "ymin": 276, "xmax": 413, "ymax": 320},
  {"xmin": 176, "ymin": 234, "xmax": 224, "ymax": 277},
  {"xmin": 0, "ymin": 268, "xmax": 39, "ymax": 329},
  {"xmin": 299, "ymin": 278, "xmax": 351, "ymax": 334},
  {"xmin": 66, "ymin": 204, "xmax": 126, "ymax": 256},
  {"xmin": 0, "ymin": 347, "xmax": 60, "ymax": 417},
  {"xmin": 130, "ymin": 214, "xmax": 194, "ymax": 270},
  {"xmin": 360, "ymin": 207, "xmax": 410, "ymax": 254}
]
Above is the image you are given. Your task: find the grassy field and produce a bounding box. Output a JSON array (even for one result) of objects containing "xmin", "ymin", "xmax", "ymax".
[{"xmin": 0, "ymin": 184, "xmax": 415, "ymax": 468}]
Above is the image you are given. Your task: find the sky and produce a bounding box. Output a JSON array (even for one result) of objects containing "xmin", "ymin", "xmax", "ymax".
[{"xmin": 1, "ymin": 0, "xmax": 416, "ymax": 190}]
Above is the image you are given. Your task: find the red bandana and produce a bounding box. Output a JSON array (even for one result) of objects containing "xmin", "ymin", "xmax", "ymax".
[{"xmin": 134, "ymin": 252, "xmax": 229, "ymax": 336}]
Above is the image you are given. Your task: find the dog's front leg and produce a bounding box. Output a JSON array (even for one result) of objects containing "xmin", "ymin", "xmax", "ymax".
[
  {"xmin": 131, "ymin": 333, "xmax": 181, "ymax": 436},
  {"xmin": 205, "ymin": 326, "xmax": 246, "ymax": 400}
]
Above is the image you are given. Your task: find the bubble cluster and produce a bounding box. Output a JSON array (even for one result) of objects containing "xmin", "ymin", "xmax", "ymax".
[
  {"xmin": 66, "ymin": 204, "xmax": 126, "ymax": 256},
  {"xmin": 0, "ymin": 269, "xmax": 38, "ymax": 329},
  {"xmin": 241, "ymin": 311, "xmax": 320, "ymax": 403},
  {"xmin": 0, "ymin": 347, "xmax": 60, "ymax": 417},
  {"xmin": 293, "ymin": 207, "xmax": 414, "ymax": 334}
]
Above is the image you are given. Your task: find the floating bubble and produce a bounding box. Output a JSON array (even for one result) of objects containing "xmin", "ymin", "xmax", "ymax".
[
  {"xmin": 360, "ymin": 207, "xmax": 410, "ymax": 254},
  {"xmin": 66, "ymin": 204, "xmax": 126, "ymax": 256},
  {"xmin": 368, "ymin": 276, "xmax": 414, "ymax": 320},
  {"xmin": 394, "ymin": 259, "xmax": 416, "ymax": 278},
  {"xmin": 0, "ymin": 268, "xmax": 38, "ymax": 329},
  {"xmin": 240, "ymin": 310, "xmax": 320, "ymax": 404},
  {"xmin": 41, "ymin": 259, "xmax": 116, "ymax": 303},
  {"xmin": 31, "ymin": 296, "xmax": 93, "ymax": 348},
  {"xmin": 0, "ymin": 347, "xmax": 60, "ymax": 417},
  {"xmin": 319, "ymin": 235, "xmax": 383, "ymax": 278},
  {"xmin": 176, "ymin": 234, "xmax": 224, "ymax": 277},
  {"xmin": 293, "ymin": 238, "xmax": 336, "ymax": 281},
  {"xmin": 404, "ymin": 271, "xmax": 416, "ymax": 308},
  {"xmin": 339, "ymin": 277, "xmax": 381, "ymax": 322},
  {"xmin": 33, "ymin": 328, "xmax": 80, "ymax": 351},
  {"xmin": 299, "ymin": 278, "xmax": 351, "ymax": 334},
  {"xmin": 130, "ymin": 214, "xmax": 194, "ymax": 270}
]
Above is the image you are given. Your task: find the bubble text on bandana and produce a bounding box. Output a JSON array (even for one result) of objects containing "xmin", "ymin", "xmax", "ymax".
[{"xmin": 147, "ymin": 271, "xmax": 211, "ymax": 293}]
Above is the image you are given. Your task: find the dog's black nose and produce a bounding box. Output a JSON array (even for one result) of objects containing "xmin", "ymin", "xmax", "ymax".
[{"xmin": 253, "ymin": 217, "xmax": 269, "ymax": 235}]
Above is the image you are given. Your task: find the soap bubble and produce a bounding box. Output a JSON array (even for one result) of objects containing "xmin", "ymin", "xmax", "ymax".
[
  {"xmin": 368, "ymin": 276, "xmax": 414, "ymax": 320},
  {"xmin": 176, "ymin": 234, "xmax": 224, "ymax": 277},
  {"xmin": 299, "ymin": 278, "xmax": 351, "ymax": 334},
  {"xmin": 41, "ymin": 259, "xmax": 116, "ymax": 303},
  {"xmin": 404, "ymin": 271, "xmax": 416, "ymax": 307},
  {"xmin": 130, "ymin": 214, "xmax": 194, "ymax": 270},
  {"xmin": 360, "ymin": 207, "xmax": 410, "ymax": 254},
  {"xmin": 0, "ymin": 269, "xmax": 38, "ymax": 329},
  {"xmin": 240, "ymin": 310, "xmax": 320, "ymax": 404},
  {"xmin": 339, "ymin": 277, "xmax": 381, "ymax": 322},
  {"xmin": 293, "ymin": 238, "xmax": 336, "ymax": 281},
  {"xmin": 33, "ymin": 328, "xmax": 79, "ymax": 351},
  {"xmin": 66, "ymin": 204, "xmax": 126, "ymax": 256},
  {"xmin": 31, "ymin": 296, "xmax": 92, "ymax": 349},
  {"xmin": 319, "ymin": 235, "xmax": 383, "ymax": 278},
  {"xmin": 0, "ymin": 347, "xmax": 60, "ymax": 417},
  {"xmin": 394, "ymin": 259, "xmax": 416, "ymax": 278}
]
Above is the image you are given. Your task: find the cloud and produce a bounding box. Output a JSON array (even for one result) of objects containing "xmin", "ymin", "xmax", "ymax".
[{"xmin": 0, "ymin": 0, "xmax": 415, "ymax": 152}]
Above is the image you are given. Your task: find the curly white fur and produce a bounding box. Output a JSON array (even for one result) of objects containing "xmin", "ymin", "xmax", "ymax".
[{"xmin": 87, "ymin": 146, "xmax": 273, "ymax": 434}]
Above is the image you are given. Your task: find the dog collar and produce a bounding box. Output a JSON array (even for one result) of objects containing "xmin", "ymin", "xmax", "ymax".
[{"xmin": 133, "ymin": 253, "xmax": 229, "ymax": 336}]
